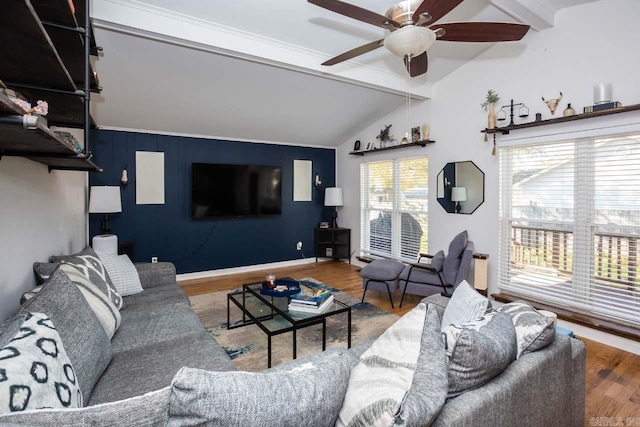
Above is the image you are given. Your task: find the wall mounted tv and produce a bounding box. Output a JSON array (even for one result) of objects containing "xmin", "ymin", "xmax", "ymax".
[{"xmin": 191, "ymin": 163, "xmax": 283, "ymax": 219}]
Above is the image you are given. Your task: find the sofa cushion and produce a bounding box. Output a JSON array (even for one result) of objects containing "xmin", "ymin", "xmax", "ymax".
[
  {"xmin": 442, "ymin": 311, "xmax": 517, "ymax": 398},
  {"xmin": 17, "ymin": 270, "xmax": 112, "ymax": 403},
  {"xmin": 0, "ymin": 312, "xmax": 82, "ymax": 413},
  {"xmin": 90, "ymin": 330, "xmax": 235, "ymax": 405},
  {"xmin": 167, "ymin": 351, "xmax": 354, "ymax": 427},
  {"xmin": 59, "ymin": 264, "xmax": 121, "ymax": 339},
  {"xmin": 121, "ymin": 285, "xmax": 190, "ymax": 314},
  {"xmin": 441, "ymin": 280, "xmax": 490, "ymax": 329},
  {"xmin": 496, "ymin": 301, "xmax": 555, "ymax": 358},
  {"xmin": 0, "ymin": 387, "xmax": 170, "ymax": 427},
  {"xmin": 112, "ymin": 303, "xmax": 204, "ymax": 354},
  {"xmin": 51, "ymin": 246, "xmax": 123, "ymax": 310},
  {"xmin": 33, "ymin": 262, "xmax": 58, "ymax": 285},
  {"xmin": 19, "ymin": 286, "xmax": 44, "ymax": 305},
  {"xmin": 98, "ymin": 254, "xmax": 144, "ymax": 296},
  {"xmin": 337, "ymin": 303, "xmax": 447, "ymax": 427}
]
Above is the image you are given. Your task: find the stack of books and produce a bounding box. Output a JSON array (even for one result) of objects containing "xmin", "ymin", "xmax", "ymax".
[
  {"xmin": 583, "ymin": 101, "xmax": 622, "ymax": 113},
  {"xmin": 288, "ymin": 288, "xmax": 334, "ymax": 313}
]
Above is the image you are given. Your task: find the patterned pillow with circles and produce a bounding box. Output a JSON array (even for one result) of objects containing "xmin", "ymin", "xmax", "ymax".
[{"xmin": 0, "ymin": 312, "xmax": 82, "ymax": 414}]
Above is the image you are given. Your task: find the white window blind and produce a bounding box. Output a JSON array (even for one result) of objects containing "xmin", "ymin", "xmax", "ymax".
[
  {"xmin": 360, "ymin": 157, "xmax": 428, "ymax": 261},
  {"xmin": 498, "ymin": 132, "xmax": 640, "ymax": 326}
]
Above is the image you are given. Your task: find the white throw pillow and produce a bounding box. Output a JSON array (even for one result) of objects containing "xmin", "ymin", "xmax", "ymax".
[
  {"xmin": 0, "ymin": 313, "xmax": 82, "ymax": 414},
  {"xmin": 59, "ymin": 264, "xmax": 122, "ymax": 339},
  {"xmin": 337, "ymin": 303, "xmax": 428, "ymax": 427},
  {"xmin": 98, "ymin": 254, "xmax": 144, "ymax": 296},
  {"xmin": 441, "ymin": 280, "xmax": 491, "ymax": 330}
]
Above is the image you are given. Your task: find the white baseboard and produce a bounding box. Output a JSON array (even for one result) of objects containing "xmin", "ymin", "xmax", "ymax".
[{"xmin": 176, "ymin": 257, "xmax": 325, "ymax": 281}]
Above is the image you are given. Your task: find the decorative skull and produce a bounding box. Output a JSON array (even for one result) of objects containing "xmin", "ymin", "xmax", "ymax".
[{"xmin": 542, "ymin": 92, "xmax": 563, "ymax": 115}]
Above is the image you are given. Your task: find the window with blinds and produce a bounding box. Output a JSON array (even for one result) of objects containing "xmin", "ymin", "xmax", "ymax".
[
  {"xmin": 498, "ymin": 131, "xmax": 640, "ymax": 326},
  {"xmin": 360, "ymin": 157, "xmax": 428, "ymax": 262}
]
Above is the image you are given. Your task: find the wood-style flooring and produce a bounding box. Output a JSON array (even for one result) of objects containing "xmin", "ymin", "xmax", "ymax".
[{"xmin": 179, "ymin": 260, "xmax": 640, "ymax": 425}]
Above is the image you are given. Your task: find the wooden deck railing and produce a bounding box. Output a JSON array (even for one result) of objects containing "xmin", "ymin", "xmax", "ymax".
[{"xmin": 511, "ymin": 225, "xmax": 639, "ymax": 289}]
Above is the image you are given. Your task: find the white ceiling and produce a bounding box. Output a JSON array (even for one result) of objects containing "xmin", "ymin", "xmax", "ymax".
[{"xmin": 90, "ymin": 0, "xmax": 598, "ymax": 147}]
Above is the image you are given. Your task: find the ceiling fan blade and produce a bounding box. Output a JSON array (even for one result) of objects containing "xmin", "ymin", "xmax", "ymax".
[
  {"xmin": 432, "ymin": 22, "xmax": 530, "ymax": 42},
  {"xmin": 322, "ymin": 39, "xmax": 384, "ymax": 66},
  {"xmin": 413, "ymin": 0, "xmax": 464, "ymax": 24},
  {"xmin": 308, "ymin": 0, "xmax": 399, "ymax": 29},
  {"xmin": 404, "ymin": 51, "xmax": 428, "ymax": 77}
]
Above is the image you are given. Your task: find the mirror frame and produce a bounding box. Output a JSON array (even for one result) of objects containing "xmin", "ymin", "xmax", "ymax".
[{"xmin": 437, "ymin": 161, "xmax": 485, "ymax": 214}]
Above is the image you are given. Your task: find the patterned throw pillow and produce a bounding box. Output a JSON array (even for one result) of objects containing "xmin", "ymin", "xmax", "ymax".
[
  {"xmin": 0, "ymin": 312, "xmax": 82, "ymax": 414},
  {"xmin": 98, "ymin": 254, "xmax": 144, "ymax": 296},
  {"xmin": 168, "ymin": 352, "xmax": 355, "ymax": 427},
  {"xmin": 337, "ymin": 303, "xmax": 447, "ymax": 427},
  {"xmin": 58, "ymin": 264, "xmax": 122, "ymax": 339},
  {"xmin": 32, "ymin": 262, "xmax": 58, "ymax": 286},
  {"xmin": 50, "ymin": 247, "xmax": 123, "ymax": 310},
  {"xmin": 496, "ymin": 301, "xmax": 555, "ymax": 358},
  {"xmin": 441, "ymin": 280, "xmax": 491, "ymax": 329},
  {"xmin": 442, "ymin": 311, "xmax": 517, "ymax": 398}
]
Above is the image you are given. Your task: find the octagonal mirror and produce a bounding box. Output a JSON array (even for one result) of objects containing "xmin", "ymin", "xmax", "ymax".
[{"xmin": 437, "ymin": 161, "xmax": 485, "ymax": 214}]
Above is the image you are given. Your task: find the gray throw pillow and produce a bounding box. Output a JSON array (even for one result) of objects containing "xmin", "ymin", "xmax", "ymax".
[
  {"xmin": 496, "ymin": 301, "xmax": 555, "ymax": 358},
  {"xmin": 33, "ymin": 262, "xmax": 58, "ymax": 285},
  {"xmin": 442, "ymin": 311, "xmax": 517, "ymax": 398},
  {"xmin": 168, "ymin": 351, "xmax": 355, "ymax": 427},
  {"xmin": 441, "ymin": 281, "xmax": 491, "ymax": 329},
  {"xmin": 430, "ymin": 250, "xmax": 445, "ymax": 271},
  {"xmin": 51, "ymin": 246, "xmax": 123, "ymax": 310},
  {"xmin": 19, "ymin": 269, "xmax": 113, "ymax": 403},
  {"xmin": 442, "ymin": 230, "xmax": 468, "ymax": 284}
]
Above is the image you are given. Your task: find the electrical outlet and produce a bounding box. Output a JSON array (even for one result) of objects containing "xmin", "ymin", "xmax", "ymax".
[
  {"xmin": 151, "ymin": 257, "xmax": 158, "ymax": 263},
  {"xmin": 296, "ymin": 241, "xmax": 303, "ymax": 251}
]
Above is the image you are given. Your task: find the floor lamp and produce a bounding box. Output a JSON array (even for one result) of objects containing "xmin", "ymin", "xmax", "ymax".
[
  {"xmin": 325, "ymin": 187, "xmax": 343, "ymax": 228},
  {"xmin": 89, "ymin": 186, "xmax": 122, "ymax": 255}
]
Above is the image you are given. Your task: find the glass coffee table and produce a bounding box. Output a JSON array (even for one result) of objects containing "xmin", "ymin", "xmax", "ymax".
[{"xmin": 227, "ymin": 279, "xmax": 352, "ymax": 368}]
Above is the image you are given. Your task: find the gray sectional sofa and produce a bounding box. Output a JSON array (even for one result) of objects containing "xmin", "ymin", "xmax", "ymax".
[{"xmin": 0, "ymin": 261, "xmax": 586, "ymax": 426}]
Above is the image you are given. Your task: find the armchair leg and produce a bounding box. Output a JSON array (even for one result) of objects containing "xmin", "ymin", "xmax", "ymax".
[
  {"xmin": 438, "ymin": 272, "xmax": 452, "ymax": 298},
  {"xmin": 361, "ymin": 279, "xmax": 370, "ymax": 303},
  {"xmin": 385, "ymin": 282, "xmax": 395, "ymax": 309}
]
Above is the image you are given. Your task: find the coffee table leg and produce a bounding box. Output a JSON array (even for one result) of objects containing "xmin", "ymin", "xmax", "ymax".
[
  {"xmin": 348, "ymin": 308, "xmax": 352, "ymax": 349},
  {"xmin": 227, "ymin": 294, "xmax": 230, "ymax": 330},
  {"xmin": 242, "ymin": 292, "xmax": 246, "ymax": 324},
  {"xmin": 322, "ymin": 319, "xmax": 326, "ymax": 351},
  {"xmin": 268, "ymin": 335, "xmax": 272, "ymax": 369},
  {"xmin": 293, "ymin": 327, "xmax": 297, "ymax": 360}
]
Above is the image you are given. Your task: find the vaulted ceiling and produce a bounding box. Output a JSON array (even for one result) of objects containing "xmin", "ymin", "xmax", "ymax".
[{"xmin": 90, "ymin": 0, "xmax": 597, "ymax": 147}]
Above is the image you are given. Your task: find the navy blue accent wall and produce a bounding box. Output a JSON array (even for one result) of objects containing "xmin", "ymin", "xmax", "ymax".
[{"xmin": 89, "ymin": 130, "xmax": 335, "ymax": 274}]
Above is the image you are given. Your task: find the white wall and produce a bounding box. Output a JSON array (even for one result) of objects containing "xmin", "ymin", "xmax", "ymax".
[
  {"xmin": 337, "ymin": 0, "xmax": 640, "ymax": 354},
  {"xmin": 0, "ymin": 157, "xmax": 87, "ymax": 322}
]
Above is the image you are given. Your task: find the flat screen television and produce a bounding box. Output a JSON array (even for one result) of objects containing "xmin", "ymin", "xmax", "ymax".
[{"xmin": 191, "ymin": 163, "xmax": 282, "ymax": 219}]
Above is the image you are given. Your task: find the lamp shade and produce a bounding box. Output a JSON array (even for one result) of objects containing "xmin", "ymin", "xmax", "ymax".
[
  {"xmin": 384, "ymin": 26, "xmax": 436, "ymax": 58},
  {"xmin": 89, "ymin": 186, "xmax": 122, "ymax": 213},
  {"xmin": 324, "ymin": 187, "xmax": 344, "ymax": 207},
  {"xmin": 451, "ymin": 187, "xmax": 467, "ymax": 202}
]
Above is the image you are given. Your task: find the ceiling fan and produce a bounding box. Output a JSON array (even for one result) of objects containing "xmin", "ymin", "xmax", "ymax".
[{"xmin": 309, "ymin": 0, "xmax": 531, "ymax": 77}]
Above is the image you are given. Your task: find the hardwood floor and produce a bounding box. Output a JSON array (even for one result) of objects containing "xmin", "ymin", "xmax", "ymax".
[{"xmin": 179, "ymin": 260, "xmax": 640, "ymax": 425}]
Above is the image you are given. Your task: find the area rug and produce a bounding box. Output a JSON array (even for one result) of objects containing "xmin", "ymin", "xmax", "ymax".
[{"xmin": 189, "ymin": 278, "xmax": 399, "ymax": 372}]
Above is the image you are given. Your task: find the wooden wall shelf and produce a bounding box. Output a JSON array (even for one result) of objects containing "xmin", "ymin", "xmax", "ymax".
[
  {"xmin": 349, "ymin": 140, "xmax": 435, "ymax": 156},
  {"xmin": 0, "ymin": 0, "xmax": 102, "ymax": 172},
  {"xmin": 482, "ymin": 104, "xmax": 640, "ymax": 135}
]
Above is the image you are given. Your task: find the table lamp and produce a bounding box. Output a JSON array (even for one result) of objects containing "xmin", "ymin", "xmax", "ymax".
[
  {"xmin": 325, "ymin": 187, "xmax": 343, "ymax": 228},
  {"xmin": 451, "ymin": 186, "xmax": 467, "ymax": 214},
  {"xmin": 89, "ymin": 186, "xmax": 122, "ymax": 255}
]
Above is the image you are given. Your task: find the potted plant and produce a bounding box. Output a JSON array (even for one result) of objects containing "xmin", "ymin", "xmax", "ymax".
[{"xmin": 481, "ymin": 90, "xmax": 500, "ymax": 130}]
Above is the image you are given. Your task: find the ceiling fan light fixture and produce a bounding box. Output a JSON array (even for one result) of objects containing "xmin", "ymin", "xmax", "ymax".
[{"xmin": 383, "ymin": 26, "xmax": 436, "ymax": 58}]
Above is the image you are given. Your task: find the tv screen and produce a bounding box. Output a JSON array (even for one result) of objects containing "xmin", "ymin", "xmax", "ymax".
[{"xmin": 191, "ymin": 163, "xmax": 282, "ymax": 219}]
